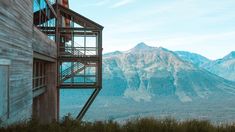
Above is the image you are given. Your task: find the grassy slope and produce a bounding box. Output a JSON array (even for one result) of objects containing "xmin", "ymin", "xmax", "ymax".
[{"xmin": 1, "ymin": 117, "xmax": 235, "ymax": 132}]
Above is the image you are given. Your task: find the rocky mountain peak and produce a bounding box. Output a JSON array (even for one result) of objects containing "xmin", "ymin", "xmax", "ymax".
[
  {"xmin": 224, "ymin": 51, "xmax": 235, "ymax": 60},
  {"xmin": 132, "ymin": 42, "xmax": 152, "ymax": 51}
]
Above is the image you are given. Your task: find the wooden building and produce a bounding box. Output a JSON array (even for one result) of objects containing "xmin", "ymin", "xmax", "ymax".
[{"xmin": 0, "ymin": 0, "xmax": 103, "ymax": 125}]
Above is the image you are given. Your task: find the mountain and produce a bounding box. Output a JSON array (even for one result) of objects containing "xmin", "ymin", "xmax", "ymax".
[
  {"xmin": 203, "ymin": 51, "xmax": 235, "ymax": 81},
  {"xmin": 131, "ymin": 42, "xmax": 153, "ymax": 51},
  {"xmin": 60, "ymin": 43, "xmax": 235, "ymax": 122},
  {"xmin": 224, "ymin": 51, "xmax": 235, "ymax": 60},
  {"xmin": 102, "ymin": 43, "xmax": 235, "ymax": 102},
  {"xmin": 175, "ymin": 51, "xmax": 211, "ymax": 67},
  {"xmin": 103, "ymin": 51, "xmax": 122, "ymax": 57},
  {"xmin": 175, "ymin": 51, "xmax": 235, "ymax": 82}
]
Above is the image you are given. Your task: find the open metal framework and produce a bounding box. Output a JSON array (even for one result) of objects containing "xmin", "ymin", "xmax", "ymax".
[{"xmin": 33, "ymin": 0, "xmax": 103, "ymax": 120}]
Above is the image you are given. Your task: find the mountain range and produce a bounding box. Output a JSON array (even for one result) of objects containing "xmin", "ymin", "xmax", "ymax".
[
  {"xmin": 102, "ymin": 42, "xmax": 235, "ymax": 102},
  {"xmin": 176, "ymin": 50, "xmax": 235, "ymax": 82},
  {"xmin": 60, "ymin": 42, "xmax": 235, "ymax": 122}
]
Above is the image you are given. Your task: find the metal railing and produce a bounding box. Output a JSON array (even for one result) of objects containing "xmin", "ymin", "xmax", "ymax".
[
  {"xmin": 60, "ymin": 62, "xmax": 97, "ymax": 84},
  {"xmin": 59, "ymin": 46, "xmax": 98, "ymax": 57},
  {"xmin": 61, "ymin": 62, "xmax": 85, "ymax": 82}
]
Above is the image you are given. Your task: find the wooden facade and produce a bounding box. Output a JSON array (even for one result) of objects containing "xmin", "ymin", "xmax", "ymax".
[
  {"xmin": 0, "ymin": 0, "xmax": 33, "ymax": 124},
  {"xmin": 32, "ymin": 27, "xmax": 58, "ymax": 123},
  {"xmin": 0, "ymin": 0, "xmax": 58, "ymax": 125}
]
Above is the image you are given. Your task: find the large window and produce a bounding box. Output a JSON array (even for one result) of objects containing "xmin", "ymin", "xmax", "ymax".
[
  {"xmin": 33, "ymin": 0, "xmax": 56, "ymax": 27},
  {"xmin": 33, "ymin": 60, "xmax": 46, "ymax": 92},
  {"xmin": 33, "ymin": 0, "xmax": 57, "ymax": 41}
]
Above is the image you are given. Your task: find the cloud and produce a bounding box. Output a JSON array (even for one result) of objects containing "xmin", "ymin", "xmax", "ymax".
[
  {"xmin": 144, "ymin": 31, "xmax": 235, "ymax": 59},
  {"xmin": 110, "ymin": 0, "xmax": 134, "ymax": 8},
  {"xmin": 69, "ymin": 0, "xmax": 235, "ymax": 60},
  {"xmin": 103, "ymin": 28, "xmax": 235, "ymax": 60},
  {"xmin": 154, "ymin": 31, "xmax": 235, "ymax": 47},
  {"xmin": 95, "ymin": 0, "xmax": 110, "ymax": 6}
]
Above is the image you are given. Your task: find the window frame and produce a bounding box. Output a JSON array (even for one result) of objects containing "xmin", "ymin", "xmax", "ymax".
[{"xmin": 33, "ymin": 60, "xmax": 47, "ymax": 92}]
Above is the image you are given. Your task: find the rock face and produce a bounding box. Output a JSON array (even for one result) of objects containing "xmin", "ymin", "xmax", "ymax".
[
  {"xmin": 175, "ymin": 50, "xmax": 235, "ymax": 82},
  {"xmin": 202, "ymin": 52, "xmax": 235, "ymax": 82},
  {"xmin": 102, "ymin": 43, "xmax": 235, "ymax": 102},
  {"xmin": 175, "ymin": 51, "xmax": 211, "ymax": 67}
]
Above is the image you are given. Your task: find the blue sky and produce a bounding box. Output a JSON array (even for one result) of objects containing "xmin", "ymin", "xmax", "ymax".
[{"xmin": 69, "ymin": 0, "xmax": 235, "ymax": 60}]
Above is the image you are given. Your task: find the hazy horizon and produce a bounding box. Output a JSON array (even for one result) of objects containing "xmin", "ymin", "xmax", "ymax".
[
  {"xmin": 69, "ymin": 0, "xmax": 235, "ymax": 60},
  {"xmin": 101, "ymin": 42, "xmax": 234, "ymax": 60}
]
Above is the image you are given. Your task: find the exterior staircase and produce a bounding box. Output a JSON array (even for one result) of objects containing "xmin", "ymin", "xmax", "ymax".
[
  {"xmin": 61, "ymin": 62, "xmax": 85, "ymax": 83},
  {"xmin": 55, "ymin": 3, "xmax": 103, "ymax": 120}
]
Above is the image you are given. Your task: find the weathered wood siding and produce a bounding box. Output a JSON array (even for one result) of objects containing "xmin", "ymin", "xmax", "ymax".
[
  {"xmin": 0, "ymin": 0, "xmax": 33, "ymax": 124},
  {"xmin": 33, "ymin": 27, "xmax": 57, "ymax": 58},
  {"xmin": 0, "ymin": 0, "xmax": 58, "ymax": 125},
  {"xmin": 0, "ymin": 64, "xmax": 9, "ymax": 120},
  {"xmin": 32, "ymin": 22, "xmax": 58, "ymax": 123},
  {"xmin": 33, "ymin": 62, "xmax": 58, "ymax": 123}
]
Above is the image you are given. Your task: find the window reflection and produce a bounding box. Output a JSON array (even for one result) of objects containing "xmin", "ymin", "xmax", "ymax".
[{"xmin": 33, "ymin": 0, "xmax": 56, "ymax": 41}]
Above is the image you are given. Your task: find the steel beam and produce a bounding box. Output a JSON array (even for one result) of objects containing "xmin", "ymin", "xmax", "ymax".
[
  {"xmin": 59, "ymin": 86, "xmax": 98, "ymax": 89},
  {"xmin": 76, "ymin": 88, "xmax": 101, "ymax": 120},
  {"xmin": 58, "ymin": 56, "xmax": 99, "ymax": 62},
  {"xmin": 53, "ymin": 2, "xmax": 103, "ymax": 121}
]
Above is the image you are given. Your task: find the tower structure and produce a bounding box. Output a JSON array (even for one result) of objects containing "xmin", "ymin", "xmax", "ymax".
[
  {"xmin": 34, "ymin": 0, "xmax": 103, "ymax": 120},
  {"xmin": 0, "ymin": 0, "xmax": 102, "ymax": 125}
]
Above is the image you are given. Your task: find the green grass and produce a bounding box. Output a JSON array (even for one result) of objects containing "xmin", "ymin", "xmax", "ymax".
[{"xmin": 1, "ymin": 116, "xmax": 235, "ymax": 132}]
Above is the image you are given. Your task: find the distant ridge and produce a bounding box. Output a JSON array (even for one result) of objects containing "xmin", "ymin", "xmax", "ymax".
[
  {"xmin": 175, "ymin": 51, "xmax": 211, "ymax": 67},
  {"xmin": 202, "ymin": 51, "xmax": 235, "ymax": 81},
  {"xmin": 102, "ymin": 43, "xmax": 235, "ymax": 102},
  {"xmin": 223, "ymin": 51, "xmax": 235, "ymax": 60}
]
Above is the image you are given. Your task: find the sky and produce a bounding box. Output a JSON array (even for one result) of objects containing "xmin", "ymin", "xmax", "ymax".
[{"xmin": 69, "ymin": 0, "xmax": 235, "ymax": 60}]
